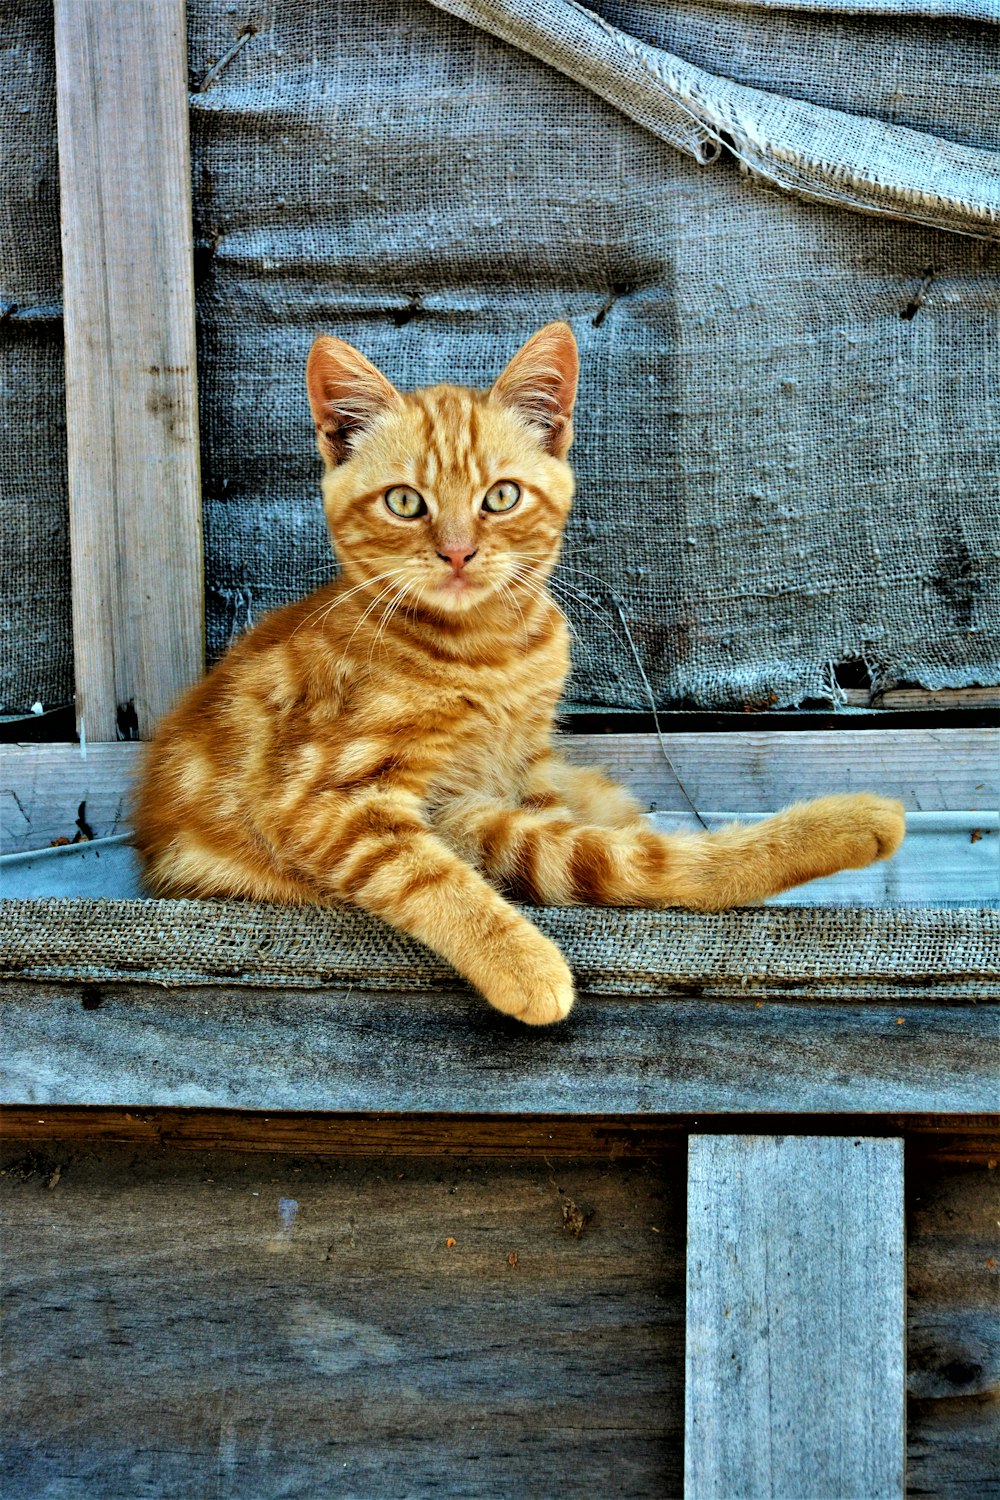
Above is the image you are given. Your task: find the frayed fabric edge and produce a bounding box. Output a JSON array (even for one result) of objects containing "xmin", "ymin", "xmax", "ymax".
[{"xmin": 428, "ymin": 0, "xmax": 1000, "ymax": 239}]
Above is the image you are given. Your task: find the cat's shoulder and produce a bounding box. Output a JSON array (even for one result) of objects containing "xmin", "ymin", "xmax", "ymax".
[{"xmin": 215, "ymin": 586, "xmax": 353, "ymax": 714}]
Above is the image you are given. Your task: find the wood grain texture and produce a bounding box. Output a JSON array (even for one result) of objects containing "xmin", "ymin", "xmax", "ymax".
[
  {"xmin": 3, "ymin": 980, "xmax": 997, "ymax": 1113},
  {"xmin": 907, "ymin": 1158, "xmax": 1000, "ymax": 1499},
  {"xmin": 0, "ymin": 1144, "xmax": 686, "ymax": 1499},
  {"xmin": 0, "ymin": 1108, "xmax": 996, "ymax": 1161},
  {"xmin": 3, "ymin": 726, "xmax": 995, "ymax": 852},
  {"xmin": 559, "ymin": 727, "xmax": 999, "ymax": 815},
  {"xmin": 54, "ymin": 0, "xmax": 203, "ymax": 743},
  {"xmin": 842, "ymin": 686, "xmax": 1000, "ymax": 711},
  {"xmin": 1, "ymin": 743, "xmax": 132, "ymax": 853},
  {"xmin": 2, "ymin": 1140, "xmax": 993, "ymax": 1499},
  {"xmin": 685, "ymin": 1135, "xmax": 906, "ymax": 1500}
]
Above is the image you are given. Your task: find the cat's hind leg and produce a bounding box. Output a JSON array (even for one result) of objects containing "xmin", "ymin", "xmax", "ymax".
[
  {"xmin": 438, "ymin": 792, "xmax": 904, "ymax": 909},
  {"xmin": 520, "ymin": 753, "xmax": 648, "ymax": 828}
]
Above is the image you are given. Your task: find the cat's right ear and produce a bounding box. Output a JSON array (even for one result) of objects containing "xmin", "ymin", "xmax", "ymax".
[
  {"xmin": 307, "ymin": 336, "xmax": 402, "ymax": 465},
  {"xmin": 490, "ymin": 322, "xmax": 579, "ymax": 458}
]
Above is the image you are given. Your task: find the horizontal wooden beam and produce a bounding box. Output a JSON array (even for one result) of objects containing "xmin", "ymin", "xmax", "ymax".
[
  {"xmin": 1, "ymin": 1144, "xmax": 687, "ymax": 1498},
  {"xmin": 1, "ymin": 1107, "xmax": 996, "ymax": 1161},
  {"xmin": 3, "ymin": 977, "xmax": 997, "ymax": 1114},
  {"xmin": 3, "ymin": 726, "xmax": 996, "ymax": 853},
  {"xmin": 54, "ymin": 0, "xmax": 203, "ymax": 742},
  {"xmin": 841, "ymin": 686, "xmax": 1000, "ymax": 711},
  {"xmin": 685, "ymin": 1135, "xmax": 905, "ymax": 1499}
]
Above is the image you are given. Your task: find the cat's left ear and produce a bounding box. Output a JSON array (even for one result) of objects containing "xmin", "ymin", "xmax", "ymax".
[
  {"xmin": 490, "ymin": 322, "xmax": 579, "ymax": 458},
  {"xmin": 307, "ymin": 335, "xmax": 402, "ymax": 465}
]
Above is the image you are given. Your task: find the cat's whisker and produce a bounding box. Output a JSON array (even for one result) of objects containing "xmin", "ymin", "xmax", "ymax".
[
  {"xmin": 289, "ymin": 568, "xmax": 412, "ymax": 638},
  {"xmin": 505, "ymin": 569, "xmax": 573, "ymax": 637},
  {"xmin": 505, "ymin": 564, "xmax": 604, "ymax": 632},
  {"xmin": 509, "ymin": 551, "xmax": 618, "ymax": 604},
  {"xmin": 368, "ymin": 577, "xmax": 418, "ymax": 676},
  {"xmin": 545, "ymin": 583, "xmax": 612, "ymax": 628},
  {"xmin": 335, "ymin": 573, "xmax": 413, "ymax": 674},
  {"xmin": 495, "ymin": 578, "xmax": 530, "ymax": 652}
]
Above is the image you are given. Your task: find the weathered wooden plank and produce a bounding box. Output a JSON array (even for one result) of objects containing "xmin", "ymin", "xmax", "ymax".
[
  {"xmin": 842, "ymin": 686, "xmax": 1000, "ymax": 711},
  {"xmin": 5, "ymin": 809, "xmax": 995, "ymax": 903},
  {"xmin": 2, "ymin": 1141, "xmax": 992, "ymax": 1499},
  {"xmin": 54, "ymin": 0, "xmax": 203, "ymax": 743},
  {"xmin": 685, "ymin": 1135, "xmax": 906, "ymax": 1500},
  {"xmin": 3, "ymin": 726, "xmax": 996, "ymax": 852},
  {"xmin": 2, "ymin": 981, "xmax": 997, "ymax": 1113},
  {"xmin": 907, "ymin": 1158, "xmax": 1000, "ymax": 1499},
  {"xmin": 560, "ymin": 727, "xmax": 999, "ymax": 814},
  {"xmin": 1, "ymin": 743, "xmax": 133, "ymax": 853},
  {"xmin": 1, "ymin": 1108, "xmax": 996, "ymax": 1163},
  {"xmin": 0, "ymin": 1145, "xmax": 686, "ymax": 1499}
]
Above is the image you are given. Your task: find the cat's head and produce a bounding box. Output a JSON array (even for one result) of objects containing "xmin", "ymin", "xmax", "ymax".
[{"xmin": 306, "ymin": 323, "xmax": 577, "ymax": 618}]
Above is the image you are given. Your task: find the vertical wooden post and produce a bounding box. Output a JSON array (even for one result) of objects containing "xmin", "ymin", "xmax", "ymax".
[
  {"xmin": 685, "ymin": 1135, "xmax": 905, "ymax": 1500},
  {"xmin": 54, "ymin": 0, "xmax": 203, "ymax": 743}
]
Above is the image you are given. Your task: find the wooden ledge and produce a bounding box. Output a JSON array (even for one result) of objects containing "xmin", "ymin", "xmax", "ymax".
[{"xmin": 3, "ymin": 973, "xmax": 997, "ymax": 1114}]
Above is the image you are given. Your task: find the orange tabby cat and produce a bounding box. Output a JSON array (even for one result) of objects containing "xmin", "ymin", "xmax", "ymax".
[{"xmin": 134, "ymin": 322, "xmax": 905, "ymax": 1024}]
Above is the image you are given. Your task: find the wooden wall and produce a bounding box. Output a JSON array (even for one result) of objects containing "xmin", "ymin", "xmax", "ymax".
[
  {"xmin": 2, "ymin": 1126, "xmax": 997, "ymax": 1498},
  {"xmin": 2, "ymin": 1136, "xmax": 687, "ymax": 1497}
]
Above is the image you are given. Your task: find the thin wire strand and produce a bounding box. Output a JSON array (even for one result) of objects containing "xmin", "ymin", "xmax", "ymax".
[{"xmin": 610, "ymin": 596, "xmax": 707, "ymax": 829}]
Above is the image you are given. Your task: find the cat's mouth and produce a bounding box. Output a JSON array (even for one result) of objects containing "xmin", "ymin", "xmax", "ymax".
[{"xmin": 430, "ymin": 567, "xmax": 494, "ymax": 612}]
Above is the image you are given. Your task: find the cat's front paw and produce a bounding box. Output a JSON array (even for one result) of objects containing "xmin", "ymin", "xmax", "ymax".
[
  {"xmin": 479, "ymin": 928, "xmax": 575, "ymax": 1026},
  {"xmin": 514, "ymin": 969, "xmax": 576, "ymax": 1026}
]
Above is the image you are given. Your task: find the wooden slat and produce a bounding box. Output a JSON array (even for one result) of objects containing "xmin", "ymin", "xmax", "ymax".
[
  {"xmin": 3, "ymin": 726, "xmax": 996, "ymax": 853},
  {"xmin": 907, "ymin": 1158, "xmax": 1000, "ymax": 1498},
  {"xmin": 560, "ymin": 727, "xmax": 998, "ymax": 814},
  {"xmin": 1, "ymin": 1144, "xmax": 686, "ymax": 1498},
  {"xmin": 3, "ymin": 980, "xmax": 997, "ymax": 1114},
  {"xmin": 685, "ymin": 1135, "xmax": 906, "ymax": 1500},
  {"xmin": 3, "ymin": 1138, "xmax": 993, "ymax": 1497},
  {"xmin": 54, "ymin": 0, "xmax": 203, "ymax": 743},
  {"xmin": 1, "ymin": 743, "xmax": 133, "ymax": 853},
  {"xmin": 1, "ymin": 1107, "xmax": 997, "ymax": 1162},
  {"xmin": 842, "ymin": 686, "xmax": 1000, "ymax": 711}
]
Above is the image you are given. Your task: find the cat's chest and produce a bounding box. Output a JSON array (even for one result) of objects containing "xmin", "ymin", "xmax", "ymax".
[
  {"xmin": 372, "ymin": 641, "xmax": 562, "ymax": 789},
  {"xmin": 424, "ymin": 656, "xmax": 554, "ymax": 755}
]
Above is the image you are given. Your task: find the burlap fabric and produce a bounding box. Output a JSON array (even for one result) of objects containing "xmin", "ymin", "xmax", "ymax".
[
  {"xmin": 3, "ymin": 0, "xmax": 998, "ymax": 716},
  {"xmin": 2, "ymin": 899, "xmax": 997, "ymax": 999},
  {"xmin": 0, "ymin": 2, "xmax": 71, "ymax": 717}
]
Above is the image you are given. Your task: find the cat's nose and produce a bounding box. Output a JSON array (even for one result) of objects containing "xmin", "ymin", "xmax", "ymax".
[{"xmin": 436, "ymin": 545, "xmax": 478, "ymax": 574}]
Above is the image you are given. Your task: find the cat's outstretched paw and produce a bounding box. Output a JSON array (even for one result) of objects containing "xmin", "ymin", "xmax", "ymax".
[
  {"xmin": 836, "ymin": 792, "xmax": 905, "ymax": 866},
  {"xmin": 480, "ymin": 928, "xmax": 575, "ymax": 1026},
  {"xmin": 800, "ymin": 792, "xmax": 906, "ymax": 870}
]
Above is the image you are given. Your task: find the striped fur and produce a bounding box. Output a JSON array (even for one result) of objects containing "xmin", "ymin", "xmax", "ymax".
[{"xmin": 134, "ymin": 324, "xmax": 905, "ymax": 1025}]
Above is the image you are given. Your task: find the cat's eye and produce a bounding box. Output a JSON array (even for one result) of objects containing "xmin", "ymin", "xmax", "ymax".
[
  {"xmin": 483, "ymin": 480, "xmax": 521, "ymax": 514},
  {"xmin": 385, "ymin": 486, "xmax": 427, "ymax": 518}
]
